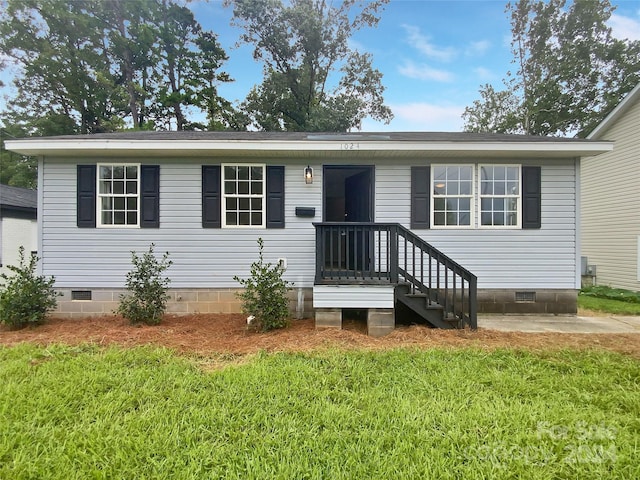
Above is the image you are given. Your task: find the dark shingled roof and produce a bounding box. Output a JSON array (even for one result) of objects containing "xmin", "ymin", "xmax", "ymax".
[
  {"xmin": 14, "ymin": 131, "xmax": 594, "ymax": 143},
  {"xmin": 0, "ymin": 184, "xmax": 37, "ymax": 210}
]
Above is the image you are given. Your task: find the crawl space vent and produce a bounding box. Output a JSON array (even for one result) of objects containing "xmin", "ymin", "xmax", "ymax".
[
  {"xmin": 515, "ymin": 291, "xmax": 536, "ymax": 303},
  {"xmin": 71, "ymin": 290, "xmax": 92, "ymax": 301}
]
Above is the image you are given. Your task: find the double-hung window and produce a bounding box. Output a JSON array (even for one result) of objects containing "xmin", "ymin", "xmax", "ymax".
[
  {"xmin": 97, "ymin": 164, "xmax": 140, "ymax": 227},
  {"xmin": 432, "ymin": 165, "xmax": 473, "ymax": 227},
  {"xmin": 427, "ymin": 164, "xmax": 526, "ymax": 229},
  {"xmin": 479, "ymin": 165, "xmax": 520, "ymax": 227},
  {"xmin": 223, "ymin": 164, "xmax": 265, "ymax": 227}
]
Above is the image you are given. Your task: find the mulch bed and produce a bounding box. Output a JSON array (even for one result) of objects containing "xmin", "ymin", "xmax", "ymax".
[{"xmin": 1, "ymin": 313, "xmax": 639, "ymax": 358}]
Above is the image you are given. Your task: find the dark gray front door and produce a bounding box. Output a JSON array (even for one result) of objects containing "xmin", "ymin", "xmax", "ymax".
[{"xmin": 323, "ymin": 166, "xmax": 374, "ymax": 271}]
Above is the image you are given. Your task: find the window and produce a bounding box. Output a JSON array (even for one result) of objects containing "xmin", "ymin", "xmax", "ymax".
[
  {"xmin": 97, "ymin": 164, "xmax": 139, "ymax": 227},
  {"xmin": 432, "ymin": 165, "xmax": 473, "ymax": 227},
  {"xmin": 479, "ymin": 165, "xmax": 520, "ymax": 227},
  {"xmin": 223, "ymin": 164, "xmax": 265, "ymax": 227}
]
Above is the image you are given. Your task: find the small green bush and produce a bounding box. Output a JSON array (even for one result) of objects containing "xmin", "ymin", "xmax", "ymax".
[
  {"xmin": 0, "ymin": 246, "xmax": 59, "ymax": 329},
  {"xmin": 580, "ymin": 285, "xmax": 640, "ymax": 304},
  {"xmin": 234, "ymin": 238, "xmax": 293, "ymax": 332},
  {"xmin": 117, "ymin": 244, "xmax": 172, "ymax": 325}
]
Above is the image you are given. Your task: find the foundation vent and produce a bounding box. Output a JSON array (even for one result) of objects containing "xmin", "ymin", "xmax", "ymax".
[
  {"xmin": 71, "ymin": 290, "xmax": 92, "ymax": 301},
  {"xmin": 515, "ymin": 291, "xmax": 536, "ymax": 303}
]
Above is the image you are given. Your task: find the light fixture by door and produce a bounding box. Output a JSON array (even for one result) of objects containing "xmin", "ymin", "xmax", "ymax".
[{"xmin": 304, "ymin": 165, "xmax": 313, "ymax": 184}]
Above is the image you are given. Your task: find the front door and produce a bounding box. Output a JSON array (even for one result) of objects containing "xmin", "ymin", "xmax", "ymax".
[{"xmin": 323, "ymin": 166, "xmax": 374, "ymax": 272}]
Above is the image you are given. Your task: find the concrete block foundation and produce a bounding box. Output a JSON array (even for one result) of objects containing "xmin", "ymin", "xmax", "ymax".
[
  {"xmin": 52, "ymin": 287, "xmax": 314, "ymax": 319},
  {"xmin": 366, "ymin": 308, "xmax": 395, "ymax": 337}
]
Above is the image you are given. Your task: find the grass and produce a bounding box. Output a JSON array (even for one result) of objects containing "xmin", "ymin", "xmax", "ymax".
[
  {"xmin": 1, "ymin": 344, "xmax": 638, "ymax": 479},
  {"xmin": 579, "ymin": 285, "xmax": 640, "ymax": 314}
]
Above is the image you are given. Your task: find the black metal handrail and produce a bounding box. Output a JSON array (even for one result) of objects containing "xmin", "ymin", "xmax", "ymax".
[{"xmin": 314, "ymin": 222, "xmax": 477, "ymax": 329}]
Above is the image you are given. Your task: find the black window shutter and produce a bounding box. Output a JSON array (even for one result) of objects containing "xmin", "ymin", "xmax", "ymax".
[
  {"xmin": 411, "ymin": 166, "xmax": 430, "ymax": 229},
  {"xmin": 522, "ymin": 166, "xmax": 541, "ymax": 229},
  {"xmin": 140, "ymin": 165, "xmax": 160, "ymax": 228},
  {"xmin": 266, "ymin": 166, "xmax": 285, "ymax": 228},
  {"xmin": 202, "ymin": 165, "xmax": 221, "ymax": 228},
  {"xmin": 77, "ymin": 165, "xmax": 96, "ymax": 228}
]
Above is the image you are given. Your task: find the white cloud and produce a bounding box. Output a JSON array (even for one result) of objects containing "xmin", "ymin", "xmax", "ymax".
[
  {"xmin": 398, "ymin": 60, "xmax": 454, "ymax": 82},
  {"xmin": 609, "ymin": 13, "xmax": 640, "ymax": 41},
  {"xmin": 360, "ymin": 102, "xmax": 466, "ymax": 132},
  {"xmin": 465, "ymin": 40, "xmax": 491, "ymax": 56},
  {"xmin": 472, "ymin": 67, "xmax": 495, "ymax": 81},
  {"xmin": 402, "ymin": 24, "xmax": 457, "ymax": 62}
]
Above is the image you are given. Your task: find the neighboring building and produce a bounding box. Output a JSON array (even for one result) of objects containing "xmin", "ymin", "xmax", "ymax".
[
  {"xmin": 6, "ymin": 132, "xmax": 610, "ymax": 333},
  {"xmin": 582, "ymin": 83, "xmax": 640, "ymax": 291},
  {"xmin": 0, "ymin": 184, "xmax": 37, "ymax": 277}
]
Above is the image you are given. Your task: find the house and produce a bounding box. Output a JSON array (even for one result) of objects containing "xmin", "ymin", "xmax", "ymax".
[
  {"xmin": 5, "ymin": 132, "xmax": 611, "ymax": 334},
  {"xmin": 0, "ymin": 184, "xmax": 38, "ymax": 277},
  {"xmin": 582, "ymin": 83, "xmax": 640, "ymax": 291}
]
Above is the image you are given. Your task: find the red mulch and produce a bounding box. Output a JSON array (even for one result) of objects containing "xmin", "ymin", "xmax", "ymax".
[{"xmin": 1, "ymin": 313, "xmax": 639, "ymax": 358}]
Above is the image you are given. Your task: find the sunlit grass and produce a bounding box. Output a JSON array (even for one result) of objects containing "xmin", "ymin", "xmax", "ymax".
[
  {"xmin": 579, "ymin": 295, "xmax": 640, "ymax": 315},
  {"xmin": 1, "ymin": 344, "xmax": 638, "ymax": 479}
]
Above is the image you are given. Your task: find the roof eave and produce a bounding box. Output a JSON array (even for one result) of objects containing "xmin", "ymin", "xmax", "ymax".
[
  {"xmin": 5, "ymin": 139, "xmax": 613, "ymax": 158},
  {"xmin": 587, "ymin": 82, "xmax": 640, "ymax": 139}
]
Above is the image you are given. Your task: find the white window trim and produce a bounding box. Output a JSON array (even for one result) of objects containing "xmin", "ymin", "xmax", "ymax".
[
  {"xmin": 222, "ymin": 163, "xmax": 266, "ymax": 229},
  {"xmin": 96, "ymin": 163, "xmax": 141, "ymax": 228},
  {"xmin": 430, "ymin": 164, "xmax": 475, "ymax": 229},
  {"xmin": 478, "ymin": 164, "xmax": 522, "ymax": 229}
]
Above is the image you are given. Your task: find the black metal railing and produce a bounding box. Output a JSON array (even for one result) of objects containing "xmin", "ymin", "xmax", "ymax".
[{"xmin": 314, "ymin": 222, "xmax": 477, "ymax": 329}]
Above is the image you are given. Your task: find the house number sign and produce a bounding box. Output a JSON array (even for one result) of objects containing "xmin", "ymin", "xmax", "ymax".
[{"xmin": 340, "ymin": 143, "xmax": 360, "ymax": 150}]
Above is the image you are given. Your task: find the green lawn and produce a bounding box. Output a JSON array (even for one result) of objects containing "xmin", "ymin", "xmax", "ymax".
[
  {"xmin": 1, "ymin": 344, "xmax": 638, "ymax": 479},
  {"xmin": 579, "ymin": 286, "xmax": 640, "ymax": 315},
  {"xmin": 578, "ymin": 295, "xmax": 640, "ymax": 315}
]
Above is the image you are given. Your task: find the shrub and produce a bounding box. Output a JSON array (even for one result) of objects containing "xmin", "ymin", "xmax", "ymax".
[
  {"xmin": 117, "ymin": 244, "xmax": 172, "ymax": 325},
  {"xmin": 580, "ymin": 285, "xmax": 640, "ymax": 304},
  {"xmin": 0, "ymin": 246, "xmax": 59, "ymax": 329},
  {"xmin": 234, "ymin": 238, "xmax": 293, "ymax": 332}
]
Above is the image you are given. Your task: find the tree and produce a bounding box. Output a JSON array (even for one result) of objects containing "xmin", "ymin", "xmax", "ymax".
[
  {"xmin": 463, "ymin": 0, "xmax": 640, "ymax": 137},
  {"xmin": 0, "ymin": 0, "xmax": 235, "ymax": 134},
  {"xmin": 0, "ymin": 0, "xmax": 120, "ymax": 135},
  {"xmin": 0, "ymin": 126, "xmax": 37, "ymax": 189},
  {"xmin": 227, "ymin": 0, "xmax": 393, "ymax": 131}
]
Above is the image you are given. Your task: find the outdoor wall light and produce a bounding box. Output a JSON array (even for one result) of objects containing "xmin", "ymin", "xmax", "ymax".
[{"xmin": 304, "ymin": 165, "xmax": 313, "ymax": 184}]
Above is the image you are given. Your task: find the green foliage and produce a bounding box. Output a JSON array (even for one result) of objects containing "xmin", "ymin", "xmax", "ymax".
[
  {"xmin": 228, "ymin": 0, "xmax": 393, "ymax": 131},
  {"xmin": 0, "ymin": 0, "xmax": 234, "ymax": 134},
  {"xmin": 0, "ymin": 246, "xmax": 59, "ymax": 329},
  {"xmin": 0, "ymin": 126, "xmax": 37, "ymax": 189},
  {"xmin": 463, "ymin": 0, "xmax": 640, "ymax": 137},
  {"xmin": 580, "ymin": 285, "xmax": 640, "ymax": 304},
  {"xmin": 579, "ymin": 285, "xmax": 640, "ymax": 314},
  {"xmin": 1, "ymin": 346, "xmax": 638, "ymax": 478},
  {"xmin": 234, "ymin": 238, "xmax": 292, "ymax": 331},
  {"xmin": 117, "ymin": 244, "xmax": 172, "ymax": 325}
]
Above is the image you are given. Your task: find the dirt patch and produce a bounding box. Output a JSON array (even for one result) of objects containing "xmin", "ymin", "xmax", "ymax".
[{"xmin": 1, "ymin": 313, "xmax": 639, "ymax": 358}]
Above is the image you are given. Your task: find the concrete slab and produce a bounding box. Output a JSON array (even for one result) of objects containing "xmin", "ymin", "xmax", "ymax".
[{"xmin": 478, "ymin": 314, "xmax": 640, "ymax": 333}]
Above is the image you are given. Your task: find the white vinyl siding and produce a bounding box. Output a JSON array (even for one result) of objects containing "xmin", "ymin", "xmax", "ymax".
[
  {"xmin": 376, "ymin": 160, "xmax": 577, "ymax": 289},
  {"xmin": 0, "ymin": 216, "xmax": 37, "ymax": 277},
  {"xmin": 41, "ymin": 156, "xmax": 577, "ymax": 291},
  {"xmin": 582, "ymin": 96, "xmax": 640, "ymax": 291},
  {"xmin": 41, "ymin": 159, "xmax": 320, "ymax": 289}
]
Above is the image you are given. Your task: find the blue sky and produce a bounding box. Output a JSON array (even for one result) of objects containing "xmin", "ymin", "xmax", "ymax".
[
  {"xmin": 1, "ymin": 0, "xmax": 640, "ymax": 132},
  {"xmin": 191, "ymin": 0, "xmax": 640, "ymax": 131}
]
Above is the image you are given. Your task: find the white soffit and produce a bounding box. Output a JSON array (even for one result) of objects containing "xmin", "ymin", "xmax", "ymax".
[{"xmin": 5, "ymin": 138, "xmax": 613, "ymax": 158}]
